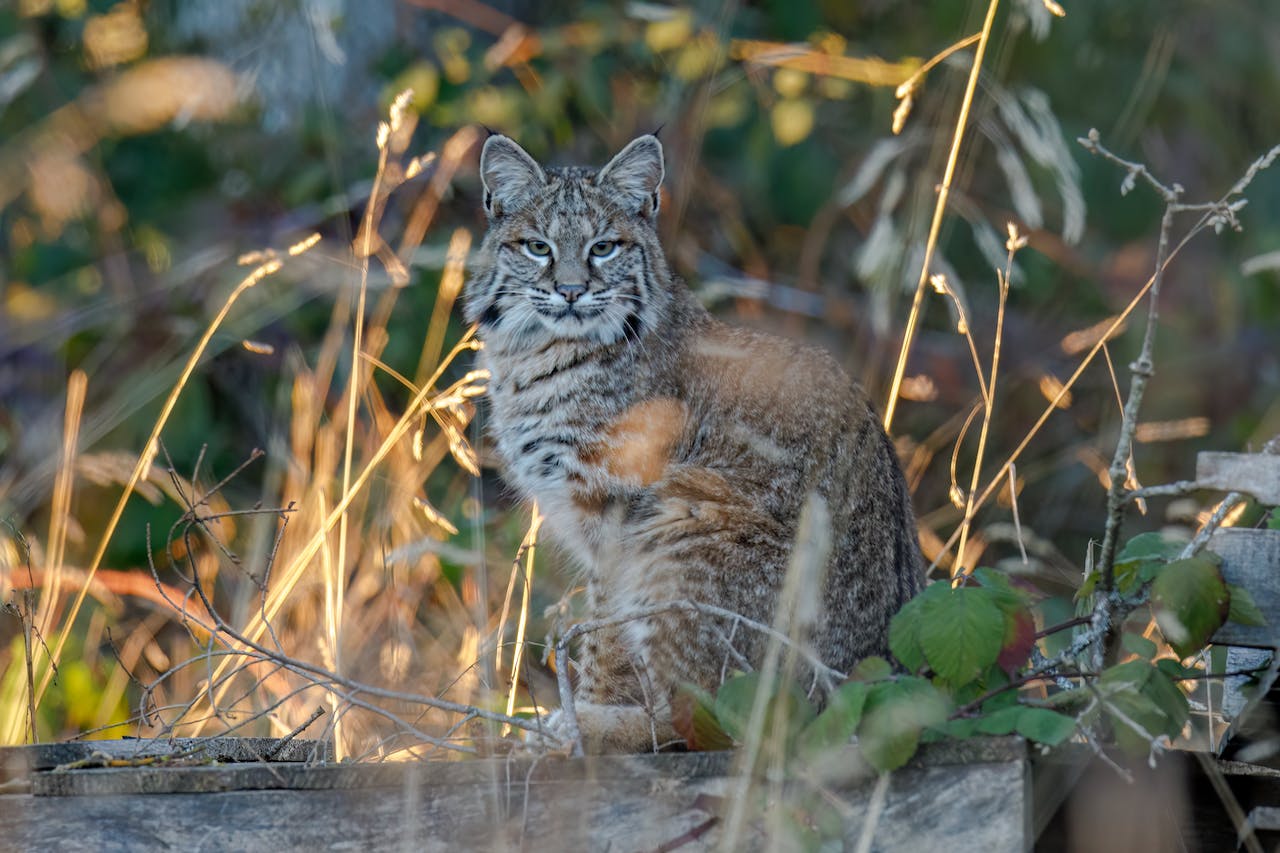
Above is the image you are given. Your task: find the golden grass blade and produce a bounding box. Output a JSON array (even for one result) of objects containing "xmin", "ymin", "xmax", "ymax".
[
  {"xmin": 955, "ymin": 240, "xmax": 1019, "ymax": 576},
  {"xmin": 191, "ymin": 329, "xmax": 480, "ymax": 732},
  {"xmin": 883, "ymin": 0, "xmax": 1002, "ymax": 432},
  {"xmin": 503, "ymin": 506, "xmax": 543, "ymax": 733},
  {"xmin": 335, "ymin": 131, "xmax": 391, "ymax": 720},
  {"xmin": 417, "ymin": 228, "xmax": 472, "ymax": 385},
  {"xmin": 36, "ymin": 370, "xmax": 87, "ymax": 646},
  {"xmin": 32, "ymin": 257, "xmax": 285, "ymax": 715}
]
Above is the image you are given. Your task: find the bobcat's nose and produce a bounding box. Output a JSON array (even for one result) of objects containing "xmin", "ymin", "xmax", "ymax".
[{"xmin": 555, "ymin": 283, "xmax": 587, "ymax": 304}]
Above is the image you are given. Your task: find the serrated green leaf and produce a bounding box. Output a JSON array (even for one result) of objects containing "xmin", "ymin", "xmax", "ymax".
[
  {"xmin": 1098, "ymin": 660, "xmax": 1188, "ymax": 752},
  {"xmin": 1137, "ymin": 560, "xmax": 1167, "ymax": 584},
  {"xmin": 1105, "ymin": 689, "xmax": 1178, "ymax": 754},
  {"xmin": 1151, "ymin": 554, "xmax": 1230, "ymax": 658},
  {"xmin": 1227, "ymin": 583, "xmax": 1267, "ymax": 627},
  {"xmin": 888, "ymin": 594, "xmax": 926, "ymax": 673},
  {"xmin": 857, "ymin": 677, "xmax": 948, "ymax": 772},
  {"xmin": 972, "ymin": 567, "xmax": 1026, "ymax": 613},
  {"xmin": 1121, "ymin": 633, "xmax": 1158, "ymax": 659},
  {"xmin": 981, "ymin": 686, "xmax": 1021, "ymax": 713},
  {"xmin": 917, "ymin": 585, "xmax": 1006, "ymax": 685},
  {"xmin": 933, "ymin": 717, "xmax": 980, "ymax": 739},
  {"xmin": 798, "ymin": 681, "xmax": 868, "ymax": 756},
  {"xmin": 1155, "ymin": 658, "xmax": 1203, "ymax": 680},
  {"xmin": 1117, "ymin": 532, "xmax": 1183, "ymax": 564},
  {"xmin": 851, "ymin": 656, "xmax": 893, "ymax": 682},
  {"xmin": 713, "ymin": 674, "xmax": 816, "ymax": 746},
  {"xmin": 1141, "ymin": 667, "xmax": 1190, "ymax": 734},
  {"xmin": 1015, "ymin": 707, "xmax": 1077, "ymax": 746},
  {"xmin": 713, "ymin": 673, "xmax": 761, "ymax": 743},
  {"xmin": 975, "ymin": 706, "xmax": 1023, "ymax": 735},
  {"xmin": 1115, "ymin": 533, "xmax": 1184, "ymax": 594},
  {"xmin": 1100, "ymin": 659, "xmax": 1156, "ymax": 691}
]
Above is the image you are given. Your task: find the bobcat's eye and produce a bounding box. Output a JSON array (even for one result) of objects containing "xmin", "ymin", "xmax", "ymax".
[
  {"xmin": 523, "ymin": 240, "xmax": 552, "ymax": 259},
  {"xmin": 589, "ymin": 240, "xmax": 618, "ymax": 259}
]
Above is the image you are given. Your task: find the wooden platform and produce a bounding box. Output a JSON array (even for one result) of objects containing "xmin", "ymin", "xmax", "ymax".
[{"xmin": 0, "ymin": 737, "xmax": 1028, "ymax": 852}]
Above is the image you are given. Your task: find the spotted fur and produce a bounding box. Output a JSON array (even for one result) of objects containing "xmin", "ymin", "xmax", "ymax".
[{"xmin": 465, "ymin": 134, "xmax": 923, "ymax": 752}]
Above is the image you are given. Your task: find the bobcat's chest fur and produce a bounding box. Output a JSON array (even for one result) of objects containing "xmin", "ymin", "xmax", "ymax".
[{"xmin": 481, "ymin": 335, "xmax": 651, "ymax": 569}]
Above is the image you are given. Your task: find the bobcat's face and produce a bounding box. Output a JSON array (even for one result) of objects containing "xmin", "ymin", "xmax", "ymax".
[{"xmin": 467, "ymin": 135, "xmax": 669, "ymax": 347}]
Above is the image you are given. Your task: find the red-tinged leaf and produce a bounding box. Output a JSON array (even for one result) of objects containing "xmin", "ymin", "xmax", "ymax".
[
  {"xmin": 998, "ymin": 608, "xmax": 1036, "ymax": 675},
  {"xmin": 671, "ymin": 685, "xmax": 733, "ymax": 751}
]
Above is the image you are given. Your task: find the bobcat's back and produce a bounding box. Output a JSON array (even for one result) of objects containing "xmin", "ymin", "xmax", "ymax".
[{"xmin": 465, "ymin": 133, "xmax": 923, "ymax": 751}]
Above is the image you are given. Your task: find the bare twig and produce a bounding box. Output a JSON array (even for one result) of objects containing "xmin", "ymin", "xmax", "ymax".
[
  {"xmin": 263, "ymin": 705, "xmax": 326, "ymax": 760},
  {"xmin": 1126, "ymin": 480, "xmax": 1199, "ymax": 502},
  {"xmin": 551, "ymin": 597, "xmax": 847, "ymax": 756}
]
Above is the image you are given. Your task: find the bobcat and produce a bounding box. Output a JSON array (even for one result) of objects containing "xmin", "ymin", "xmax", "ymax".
[{"xmin": 465, "ymin": 133, "xmax": 923, "ymax": 752}]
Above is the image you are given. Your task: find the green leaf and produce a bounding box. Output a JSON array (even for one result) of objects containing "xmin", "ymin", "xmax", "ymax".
[
  {"xmin": 1141, "ymin": 667, "xmax": 1190, "ymax": 734},
  {"xmin": 797, "ymin": 681, "xmax": 867, "ymax": 756},
  {"xmin": 972, "ymin": 567, "xmax": 1026, "ymax": 613},
  {"xmin": 933, "ymin": 717, "xmax": 980, "ymax": 739},
  {"xmin": 1267, "ymin": 509, "xmax": 1280, "ymax": 531},
  {"xmin": 713, "ymin": 673, "xmax": 815, "ymax": 746},
  {"xmin": 1036, "ymin": 596, "xmax": 1077, "ymax": 657},
  {"xmin": 1100, "ymin": 659, "xmax": 1156, "ymax": 691},
  {"xmin": 1115, "ymin": 532, "xmax": 1184, "ymax": 594},
  {"xmin": 888, "ymin": 594, "xmax": 926, "ymax": 673},
  {"xmin": 1098, "ymin": 660, "xmax": 1189, "ymax": 753},
  {"xmin": 1121, "ymin": 633, "xmax": 1158, "ymax": 659},
  {"xmin": 857, "ymin": 677, "xmax": 948, "ymax": 772},
  {"xmin": 1227, "ymin": 583, "xmax": 1267, "ymax": 627},
  {"xmin": 1117, "ymin": 532, "xmax": 1183, "ymax": 564},
  {"xmin": 851, "ymin": 656, "xmax": 893, "ymax": 682},
  {"xmin": 917, "ymin": 585, "xmax": 1006, "ymax": 685},
  {"xmin": 974, "ymin": 706, "xmax": 1023, "ymax": 735},
  {"xmin": 1155, "ymin": 658, "xmax": 1202, "ymax": 680},
  {"xmin": 1014, "ymin": 707, "xmax": 1077, "ymax": 746},
  {"xmin": 713, "ymin": 674, "xmax": 761, "ymax": 743},
  {"xmin": 1151, "ymin": 554, "xmax": 1230, "ymax": 658},
  {"xmin": 980, "ymin": 684, "xmax": 1021, "ymax": 713},
  {"xmin": 1105, "ymin": 690, "xmax": 1177, "ymax": 753}
]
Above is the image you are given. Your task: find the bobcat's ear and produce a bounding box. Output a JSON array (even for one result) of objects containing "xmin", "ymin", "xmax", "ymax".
[
  {"xmin": 480, "ymin": 135, "xmax": 546, "ymax": 218},
  {"xmin": 597, "ymin": 135, "xmax": 664, "ymax": 218}
]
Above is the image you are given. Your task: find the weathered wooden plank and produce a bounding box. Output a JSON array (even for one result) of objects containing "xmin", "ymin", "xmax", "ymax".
[
  {"xmin": 9, "ymin": 736, "xmax": 329, "ymax": 772},
  {"xmin": 1196, "ymin": 453, "xmax": 1280, "ymax": 504},
  {"xmin": 20, "ymin": 736, "xmax": 1024, "ymax": 797},
  {"xmin": 0, "ymin": 738, "xmax": 1029, "ymax": 852},
  {"xmin": 1209, "ymin": 528, "xmax": 1280, "ymax": 648}
]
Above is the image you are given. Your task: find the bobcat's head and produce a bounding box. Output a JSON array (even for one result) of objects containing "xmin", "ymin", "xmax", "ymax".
[{"xmin": 465, "ymin": 134, "xmax": 672, "ymax": 346}]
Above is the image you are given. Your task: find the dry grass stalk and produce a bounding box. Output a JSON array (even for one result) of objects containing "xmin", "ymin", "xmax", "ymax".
[{"xmin": 882, "ymin": 0, "xmax": 1002, "ymax": 431}]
